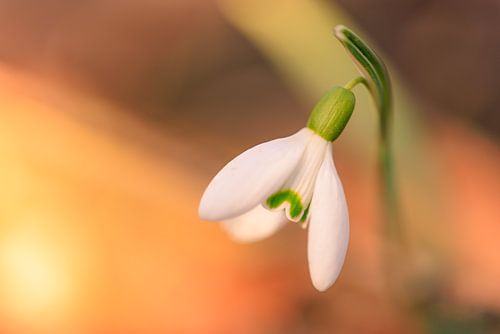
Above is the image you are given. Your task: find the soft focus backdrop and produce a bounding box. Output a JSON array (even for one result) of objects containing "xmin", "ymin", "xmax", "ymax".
[{"xmin": 0, "ymin": 0, "xmax": 499, "ymax": 333}]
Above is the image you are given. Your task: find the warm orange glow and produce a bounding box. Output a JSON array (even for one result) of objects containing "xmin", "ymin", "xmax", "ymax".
[
  {"xmin": 0, "ymin": 0, "xmax": 498, "ymax": 330},
  {"xmin": 0, "ymin": 223, "xmax": 73, "ymax": 323}
]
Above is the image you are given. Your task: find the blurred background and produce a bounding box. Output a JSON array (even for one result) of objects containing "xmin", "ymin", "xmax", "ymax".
[{"xmin": 0, "ymin": 0, "xmax": 499, "ymax": 333}]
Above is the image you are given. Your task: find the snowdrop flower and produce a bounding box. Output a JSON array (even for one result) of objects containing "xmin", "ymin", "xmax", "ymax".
[{"xmin": 199, "ymin": 86, "xmax": 355, "ymax": 291}]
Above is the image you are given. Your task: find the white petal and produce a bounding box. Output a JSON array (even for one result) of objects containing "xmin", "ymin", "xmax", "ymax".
[
  {"xmin": 222, "ymin": 205, "xmax": 287, "ymax": 243},
  {"xmin": 307, "ymin": 146, "xmax": 349, "ymax": 291},
  {"xmin": 277, "ymin": 132, "xmax": 328, "ymax": 222},
  {"xmin": 199, "ymin": 128, "xmax": 312, "ymax": 221}
]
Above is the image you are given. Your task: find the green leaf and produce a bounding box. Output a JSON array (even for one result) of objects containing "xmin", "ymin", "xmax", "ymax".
[{"xmin": 334, "ymin": 25, "xmax": 392, "ymax": 135}]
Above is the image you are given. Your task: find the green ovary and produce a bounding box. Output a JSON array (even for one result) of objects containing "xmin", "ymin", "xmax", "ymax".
[
  {"xmin": 266, "ymin": 189, "xmax": 305, "ymax": 220},
  {"xmin": 306, "ymin": 86, "xmax": 355, "ymax": 142}
]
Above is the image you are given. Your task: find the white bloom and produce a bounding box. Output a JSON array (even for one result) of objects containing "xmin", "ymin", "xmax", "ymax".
[{"xmin": 199, "ymin": 128, "xmax": 349, "ymax": 291}]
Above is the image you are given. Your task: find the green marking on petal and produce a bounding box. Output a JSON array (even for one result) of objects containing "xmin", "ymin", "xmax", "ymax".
[
  {"xmin": 266, "ymin": 189, "xmax": 304, "ymax": 219},
  {"xmin": 300, "ymin": 204, "xmax": 310, "ymax": 224}
]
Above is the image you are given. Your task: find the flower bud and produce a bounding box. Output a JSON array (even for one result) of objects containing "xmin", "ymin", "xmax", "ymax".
[{"xmin": 306, "ymin": 86, "xmax": 355, "ymax": 142}]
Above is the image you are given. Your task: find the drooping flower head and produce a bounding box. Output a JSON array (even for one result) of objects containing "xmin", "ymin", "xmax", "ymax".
[
  {"xmin": 198, "ymin": 24, "xmax": 393, "ymax": 292},
  {"xmin": 199, "ymin": 86, "xmax": 355, "ymax": 291}
]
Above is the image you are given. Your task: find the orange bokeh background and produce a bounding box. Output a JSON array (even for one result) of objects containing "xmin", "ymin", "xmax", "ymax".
[{"xmin": 0, "ymin": 1, "xmax": 499, "ymax": 333}]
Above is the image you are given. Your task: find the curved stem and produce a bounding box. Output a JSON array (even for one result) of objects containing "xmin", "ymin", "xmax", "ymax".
[{"xmin": 344, "ymin": 76, "xmax": 368, "ymax": 90}]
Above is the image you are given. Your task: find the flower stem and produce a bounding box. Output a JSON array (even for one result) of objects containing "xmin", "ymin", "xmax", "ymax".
[
  {"xmin": 379, "ymin": 104, "xmax": 400, "ymax": 239},
  {"xmin": 377, "ymin": 87, "xmax": 412, "ymax": 305},
  {"xmin": 344, "ymin": 76, "xmax": 367, "ymax": 90},
  {"xmin": 335, "ymin": 24, "xmax": 408, "ymax": 300}
]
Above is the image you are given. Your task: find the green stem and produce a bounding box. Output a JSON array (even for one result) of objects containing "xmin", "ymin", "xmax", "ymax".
[
  {"xmin": 344, "ymin": 76, "xmax": 368, "ymax": 90},
  {"xmin": 380, "ymin": 120, "xmax": 402, "ymax": 242},
  {"xmin": 378, "ymin": 94, "xmax": 412, "ymax": 305},
  {"xmin": 335, "ymin": 24, "xmax": 408, "ymax": 301}
]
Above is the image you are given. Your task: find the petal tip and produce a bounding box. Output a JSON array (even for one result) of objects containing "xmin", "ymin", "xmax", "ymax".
[
  {"xmin": 198, "ymin": 193, "xmax": 221, "ymax": 221},
  {"xmin": 310, "ymin": 271, "xmax": 341, "ymax": 292}
]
